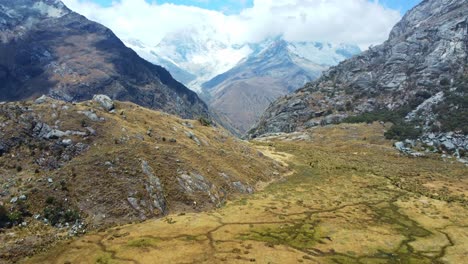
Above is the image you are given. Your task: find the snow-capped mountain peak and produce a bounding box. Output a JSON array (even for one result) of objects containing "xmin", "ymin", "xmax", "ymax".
[{"xmin": 124, "ymin": 32, "xmax": 360, "ymax": 94}]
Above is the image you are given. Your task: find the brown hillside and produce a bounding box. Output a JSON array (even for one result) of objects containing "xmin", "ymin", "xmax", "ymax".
[{"xmin": 0, "ymin": 96, "xmax": 285, "ymax": 262}]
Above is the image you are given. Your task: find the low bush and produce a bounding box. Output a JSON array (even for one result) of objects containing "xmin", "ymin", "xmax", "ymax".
[
  {"xmin": 342, "ymin": 105, "xmax": 421, "ymax": 141},
  {"xmin": 43, "ymin": 204, "xmax": 80, "ymax": 226},
  {"xmin": 198, "ymin": 116, "xmax": 212, "ymax": 126},
  {"xmin": 342, "ymin": 108, "xmax": 408, "ymax": 124},
  {"xmin": 0, "ymin": 205, "xmax": 9, "ymax": 228},
  {"xmin": 384, "ymin": 123, "xmax": 422, "ymax": 140},
  {"xmin": 433, "ymin": 77, "xmax": 468, "ymax": 134}
]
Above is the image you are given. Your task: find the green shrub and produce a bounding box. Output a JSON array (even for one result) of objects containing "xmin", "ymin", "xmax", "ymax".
[
  {"xmin": 432, "ymin": 78, "xmax": 468, "ymax": 134},
  {"xmin": 44, "ymin": 206, "xmax": 80, "ymax": 226},
  {"xmin": 0, "ymin": 205, "xmax": 9, "ymax": 227},
  {"xmin": 384, "ymin": 123, "xmax": 422, "ymax": 140},
  {"xmin": 440, "ymin": 78, "xmax": 450, "ymax": 86},
  {"xmin": 46, "ymin": 196, "xmax": 55, "ymax": 204},
  {"xmin": 7, "ymin": 211, "xmax": 23, "ymax": 223},
  {"xmin": 198, "ymin": 116, "xmax": 212, "ymax": 126},
  {"xmin": 342, "ymin": 105, "xmax": 422, "ymax": 141},
  {"xmin": 342, "ymin": 108, "xmax": 407, "ymax": 124}
]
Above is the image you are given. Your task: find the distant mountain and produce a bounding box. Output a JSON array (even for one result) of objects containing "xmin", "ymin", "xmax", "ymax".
[
  {"xmin": 124, "ymin": 28, "xmax": 252, "ymax": 92},
  {"xmin": 202, "ymin": 38, "xmax": 361, "ymax": 133},
  {"xmin": 248, "ymin": 0, "xmax": 467, "ymax": 155},
  {"xmin": 0, "ymin": 0, "xmax": 209, "ymax": 119},
  {"xmin": 124, "ymin": 38, "xmax": 198, "ymax": 85}
]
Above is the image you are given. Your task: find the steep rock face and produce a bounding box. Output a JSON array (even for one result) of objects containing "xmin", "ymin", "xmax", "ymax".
[
  {"xmin": 248, "ymin": 0, "xmax": 467, "ymax": 138},
  {"xmin": 202, "ymin": 39, "xmax": 359, "ymax": 134},
  {"xmin": 0, "ymin": 0, "xmax": 209, "ymax": 119}
]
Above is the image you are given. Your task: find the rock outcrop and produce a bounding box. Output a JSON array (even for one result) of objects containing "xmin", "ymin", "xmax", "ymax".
[
  {"xmin": 248, "ymin": 0, "xmax": 467, "ymax": 143},
  {"xmin": 0, "ymin": 0, "xmax": 209, "ymax": 119}
]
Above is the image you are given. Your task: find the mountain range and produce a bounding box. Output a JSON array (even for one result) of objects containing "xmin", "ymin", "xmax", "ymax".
[
  {"xmin": 124, "ymin": 27, "xmax": 253, "ymax": 93},
  {"xmin": 0, "ymin": 0, "xmax": 209, "ymax": 119},
  {"xmin": 202, "ymin": 39, "xmax": 360, "ymax": 133},
  {"xmin": 126, "ymin": 34, "xmax": 360, "ymax": 133}
]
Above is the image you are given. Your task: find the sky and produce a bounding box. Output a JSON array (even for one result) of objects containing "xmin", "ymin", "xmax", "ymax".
[
  {"xmin": 62, "ymin": 0, "xmax": 423, "ymax": 49},
  {"xmin": 88, "ymin": 0, "xmax": 421, "ymax": 15}
]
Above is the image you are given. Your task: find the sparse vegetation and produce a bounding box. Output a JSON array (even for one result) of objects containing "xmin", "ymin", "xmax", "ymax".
[
  {"xmin": 433, "ymin": 76, "xmax": 468, "ymax": 133},
  {"xmin": 342, "ymin": 108, "xmax": 407, "ymax": 124},
  {"xmin": 0, "ymin": 205, "xmax": 9, "ymax": 228},
  {"xmin": 342, "ymin": 102, "xmax": 426, "ymax": 140},
  {"xmin": 24, "ymin": 123, "xmax": 468, "ymax": 264},
  {"xmin": 198, "ymin": 116, "xmax": 212, "ymax": 126},
  {"xmin": 43, "ymin": 197, "xmax": 80, "ymax": 226},
  {"xmin": 384, "ymin": 122, "xmax": 422, "ymax": 140},
  {"xmin": 127, "ymin": 238, "xmax": 159, "ymax": 248}
]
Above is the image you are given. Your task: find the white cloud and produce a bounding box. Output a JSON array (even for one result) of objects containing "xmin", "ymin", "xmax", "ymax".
[{"xmin": 62, "ymin": 0, "xmax": 401, "ymax": 49}]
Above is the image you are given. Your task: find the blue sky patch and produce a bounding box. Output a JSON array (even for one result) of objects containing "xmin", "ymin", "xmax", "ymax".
[{"xmin": 88, "ymin": 0, "xmax": 421, "ymax": 15}]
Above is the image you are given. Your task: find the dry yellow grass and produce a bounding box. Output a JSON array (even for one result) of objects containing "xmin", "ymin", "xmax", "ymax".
[
  {"xmin": 0, "ymin": 98, "xmax": 284, "ymax": 262},
  {"xmin": 20, "ymin": 123, "xmax": 468, "ymax": 263}
]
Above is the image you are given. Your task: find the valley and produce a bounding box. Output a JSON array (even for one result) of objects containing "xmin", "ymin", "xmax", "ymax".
[
  {"xmin": 0, "ymin": 0, "xmax": 467, "ymax": 263},
  {"xmin": 22, "ymin": 123, "xmax": 468, "ymax": 263}
]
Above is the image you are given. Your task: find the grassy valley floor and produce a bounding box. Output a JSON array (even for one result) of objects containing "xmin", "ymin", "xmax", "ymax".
[{"xmin": 22, "ymin": 123, "xmax": 468, "ymax": 264}]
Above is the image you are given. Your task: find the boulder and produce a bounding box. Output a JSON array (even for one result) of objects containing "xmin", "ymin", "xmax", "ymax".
[
  {"xmin": 441, "ymin": 141, "xmax": 456, "ymax": 151},
  {"xmin": 185, "ymin": 131, "xmax": 201, "ymax": 146},
  {"xmin": 395, "ymin": 142, "xmax": 406, "ymax": 151},
  {"xmin": 34, "ymin": 95, "xmax": 48, "ymax": 104},
  {"xmin": 79, "ymin": 111, "xmax": 100, "ymax": 122},
  {"xmin": 141, "ymin": 160, "xmax": 167, "ymax": 215},
  {"xmin": 92, "ymin": 95, "xmax": 114, "ymax": 111},
  {"xmin": 33, "ymin": 122, "xmax": 66, "ymax": 139}
]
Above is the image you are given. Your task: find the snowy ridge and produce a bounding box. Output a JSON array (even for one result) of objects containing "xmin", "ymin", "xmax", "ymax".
[{"xmin": 124, "ymin": 31, "xmax": 361, "ymax": 93}]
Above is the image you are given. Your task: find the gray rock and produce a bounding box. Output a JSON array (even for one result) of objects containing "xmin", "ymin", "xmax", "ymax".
[
  {"xmin": 404, "ymin": 139, "xmax": 416, "ymax": 147},
  {"xmin": 19, "ymin": 194, "xmax": 27, "ymax": 200},
  {"xmin": 442, "ymin": 141, "xmax": 456, "ymax": 151},
  {"xmin": 127, "ymin": 197, "xmax": 147, "ymax": 220},
  {"xmin": 62, "ymin": 139, "xmax": 73, "ymax": 146},
  {"xmin": 185, "ymin": 131, "xmax": 201, "ymax": 146},
  {"xmin": 10, "ymin": 197, "xmax": 18, "ymax": 203},
  {"xmin": 93, "ymin": 94, "xmax": 114, "ymax": 111},
  {"xmin": 177, "ymin": 172, "xmax": 221, "ymax": 205},
  {"xmin": 232, "ymin": 181, "xmax": 254, "ymax": 194},
  {"xmin": 395, "ymin": 142, "xmax": 406, "ymax": 151},
  {"xmin": 33, "ymin": 122, "xmax": 66, "ymax": 139},
  {"xmin": 141, "ymin": 160, "xmax": 166, "ymax": 214},
  {"xmin": 35, "ymin": 95, "xmax": 48, "ymax": 104},
  {"xmin": 183, "ymin": 121, "xmax": 194, "ymax": 129},
  {"xmin": 86, "ymin": 127, "xmax": 97, "ymax": 135},
  {"xmin": 79, "ymin": 111, "xmax": 100, "ymax": 122}
]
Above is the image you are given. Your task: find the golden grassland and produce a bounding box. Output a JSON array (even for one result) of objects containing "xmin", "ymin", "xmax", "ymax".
[
  {"xmin": 21, "ymin": 123, "xmax": 468, "ymax": 264},
  {"xmin": 0, "ymin": 98, "xmax": 284, "ymax": 262}
]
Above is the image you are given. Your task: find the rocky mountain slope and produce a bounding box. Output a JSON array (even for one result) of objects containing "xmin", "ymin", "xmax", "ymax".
[
  {"xmin": 202, "ymin": 39, "xmax": 360, "ymax": 133},
  {"xmin": 0, "ymin": 96, "xmax": 284, "ymax": 262},
  {"xmin": 248, "ymin": 0, "xmax": 467, "ymax": 155},
  {"xmin": 0, "ymin": 0, "xmax": 209, "ymax": 119}
]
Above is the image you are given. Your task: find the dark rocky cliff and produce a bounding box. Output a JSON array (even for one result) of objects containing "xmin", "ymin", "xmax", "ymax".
[{"xmin": 0, "ymin": 0, "xmax": 209, "ymax": 119}]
